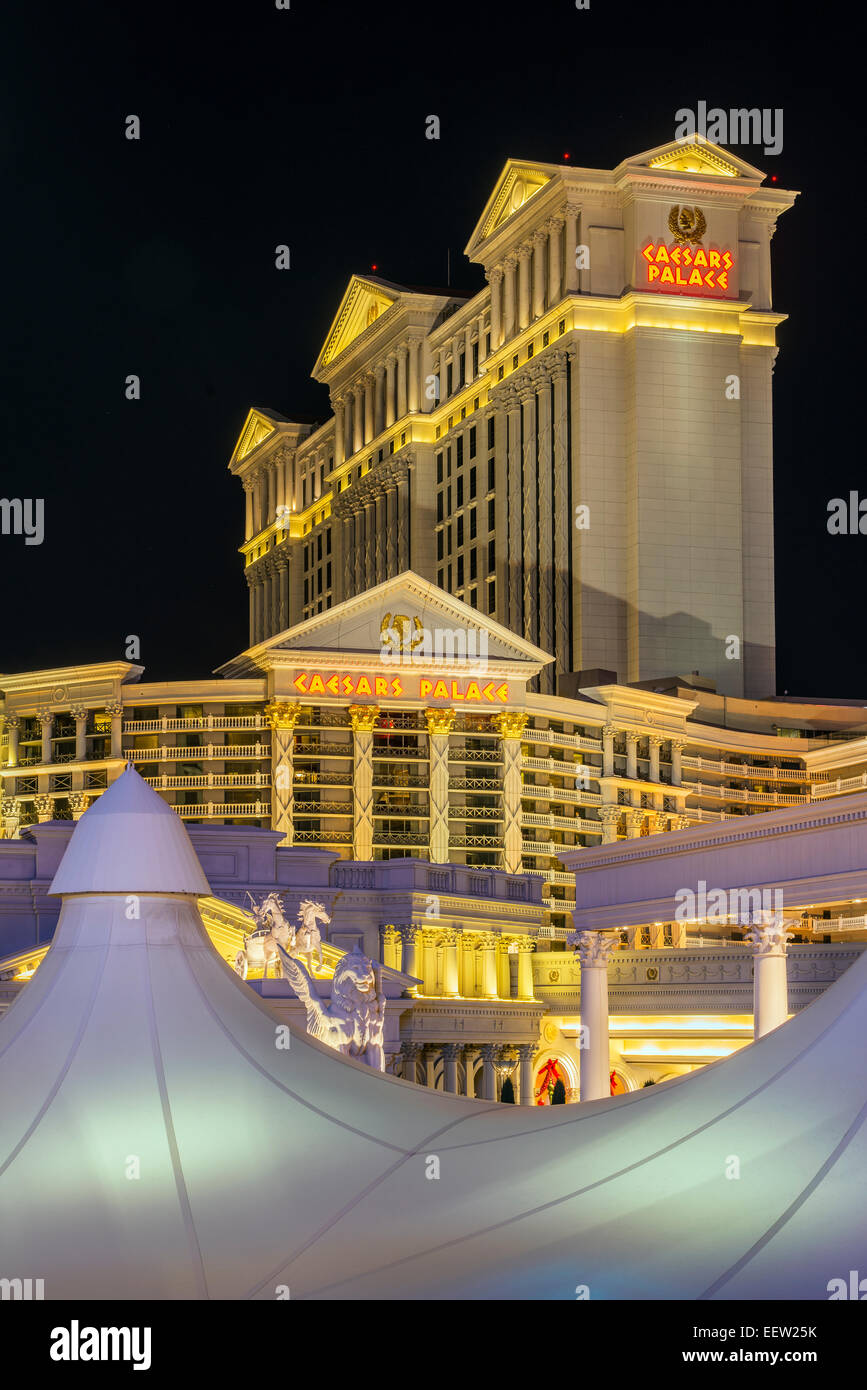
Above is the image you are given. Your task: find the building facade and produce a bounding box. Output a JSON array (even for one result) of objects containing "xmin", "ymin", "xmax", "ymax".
[{"xmin": 231, "ymin": 135, "xmax": 797, "ymax": 698}]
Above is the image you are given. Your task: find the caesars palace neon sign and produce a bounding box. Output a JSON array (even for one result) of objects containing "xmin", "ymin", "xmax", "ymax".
[
  {"xmin": 639, "ymin": 205, "xmax": 734, "ymax": 297},
  {"xmin": 291, "ymin": 671, "xmax": 511, "ymax": 703}
]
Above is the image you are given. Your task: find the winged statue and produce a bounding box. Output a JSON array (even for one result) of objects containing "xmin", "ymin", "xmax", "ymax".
[{"xmin": 275, "ymin": 941, "xmax": 386, "ymax": 1071}]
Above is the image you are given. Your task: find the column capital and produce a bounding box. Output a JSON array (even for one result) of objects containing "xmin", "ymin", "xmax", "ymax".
[
  {"xmin": 3, "ymin": 715, "xmax": 20, "ymax": 730},
  {"xmin": 625, "ymin": 731, "xmax": 640, "ymax": 746},
  {"xmin": 265, "ymin": 700, "xmax": 304, "ymax": 731},
  {"xmin": 491, "ymin": 710, "xmax": 528, "ymax": 741},
  {"xmin": 503, "ymin": 252, "xmax": 519, "ymax": 270},
  {"xmin": 36, "ymin": 706, "xmax": 54, "ymax": 725},
  {"xmin": 425, "ymin": 707, "xmax": 456, "ymax": 736},
  {"xmin": 567, "ymin": 929, "xmax": 619, "ymax": 968},
  {"xmin": 398, "ymin": 924, "xmax": 421, "ymax": 944},
  {"xmin": 599, "ymin": 805, "xmax": 621, "ymax": 825},
  {"xmin": 515, "ymin": 1042, "xmax": 536, "ymax": 1062},
  {"xmin": 441, "ymin": 927, "xmax": 460, "ymax": 947},
  {"xmin": 441, "ymin": 1042, "xmax": 461, "ymax": 1060},
  {"xmin": 746, "ymin": 919, "xmax": 794, "ymax": 957},
  {"xmin": 517, "ymin": 243, "xmax": 533, "ymax": 263},
  {"xmin": 69, "ymin": 792, "xmax": 92, "ymax": 816},
  {"xmin": 601, "ymin": 722, "xmax": 619, "ymax": 740},
  {"xmin": 479, "ymin": 1043, "xmax": 499, "ymax": 1062},
  {"xmin": 544, "ymin": 214, "xmax": 565, "ymax": 233},
  {"xmin": 400, "ymin": 1040, "xmax": 422, "ymax": 1059},
  {"xmin": 486, "ymin": 265, "xmax": 504, "ymax": 286},
  {"xmin": 68, "ymin": 704, "xmax": 88, "ymax": 721},
  {"xmin": 104, "ymin": 702, "xmax": 123, "ymax": 719},
  {"xmin": 648, "ymin": 733, "xmax": 665, "ymax": 748},
  {"xmin": 348, "ymin": 704, "xmax": 380, "ymax": 733}
]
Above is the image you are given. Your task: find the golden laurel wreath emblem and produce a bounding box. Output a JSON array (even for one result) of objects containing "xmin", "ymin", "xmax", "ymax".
[
  {"xmin": 667, "ymin": 205, "xmax": 707, "ymax": 244},
  {"xmin": 380, "ymin": 612, "xmax": 424, "ymax": 653}
]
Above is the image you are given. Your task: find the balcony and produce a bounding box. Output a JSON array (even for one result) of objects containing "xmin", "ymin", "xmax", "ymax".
[
  {"xmin": 523, "ymin": 727, "xmax": 602, "ymax": 752},
  {"xmin": 124, "ymin": 716, "xmax": 265, "ymax": 733},
  {"xmin": 175, "ymin": 801, "xmax": 270, "ymax": 819},
  {"xmin": 685, "ymin": 781, "xmax": 809, "ymax": 806},
  {"xmin": 449, "ymin": 805, "xmax": 504, "ymax": 821},
  {"xmin": 449, "ymin": 747, "xmax": 503, "ymax": 763},
  {"xmin": 449, "ymin": 776, "xmax": 500, "ymax": 791},
  {"xmin": 293, "ymin": 770, "xmax": 352, "ymax": 786},
  {"xmin": 682, "ymin": 755, "xmax": 807, "ymax": 783},
  {"xmin": 292, "ymin": 800, "xmax": 353, "ymax": 816},
  {"xmin": 372, "ymin": 746, "xmax": 426, "ymax": 760},
  {"xmin": 128, "ymin": 743, "xmax": 268, "ymax": 762},
  {"xmin": 373, "ymin": 831, "xmax": 429, "ymax": 846},
  {"xmin": 143, "ymin": 774, "xmax": 270, "ymax": 790},
  {"xmin": 294, "ymin": 742, "xmax": 353, "ymax": 758},
  {"xmin": 293, "ymin": 829, "xmax": 352, "ymax": 844},
  {"xmin": 812, "ymin": 773, "xmax": 867, "ymax": 799},
  {"xmin": 373, "ymin": 772, "xmax": 429, "ymax": 788}
]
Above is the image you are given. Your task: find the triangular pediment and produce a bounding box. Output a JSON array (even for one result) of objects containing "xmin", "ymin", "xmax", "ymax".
[
  {"xmin": 230, "ymin": 408, "xmax": 284, "ymax": 469},
  {"xmin": 219, "ymin": 572, "xmax": 553, "ymax": 677},
  {"xmin": 620, "ymin": 135, "xmax": 764, "ymax": 182},
  {"xmin": 314, "ymin": 276, "xmax": 401, "ymax": 376},
  {"xmin": 466, "ymin": 160, "xmax": 557, "ymax": 256}
]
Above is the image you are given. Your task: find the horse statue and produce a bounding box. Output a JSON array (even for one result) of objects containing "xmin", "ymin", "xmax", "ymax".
[
  {"xmin": 275, "ymin": 942, "xmax": 386, "ymax": 1071},
  {"xmin": 294, "ymin": 899, "xmax": 329, "ymax": 972},
  {"xmin": 233, "ymin": 892, "xmax": 294, "ymax": 981}
]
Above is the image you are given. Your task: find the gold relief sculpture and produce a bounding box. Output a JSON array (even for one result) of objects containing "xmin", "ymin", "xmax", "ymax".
[
  {"xmin": 491, "ymin": 711, "xmax": 529, "ymax": 741},
  {"xmin": 425, "ymin": 707, "xmax": 456, "ymax": 736},
  {"xmin": 348, "ymin": 704, "xmax": 381, "ymax": 733},
  {"xmin": 265, "ymin": 701, "xmax": 304, "ymax": 731},
  {"xmin": 667, "ymin": 206, "xmax": 707, "ymax": 244}
]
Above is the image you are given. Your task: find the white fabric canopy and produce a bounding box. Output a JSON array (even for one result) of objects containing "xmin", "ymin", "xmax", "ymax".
[{"xmin": 0, "ymin": 767, "xmax": 864, "ymax": 1299}]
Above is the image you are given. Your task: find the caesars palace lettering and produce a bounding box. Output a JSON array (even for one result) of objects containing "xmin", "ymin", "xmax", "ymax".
[
  {"xmin": 640, "ymin": 240, "xmax": 734, "ymax": 294},
  {"xmin": 291, "ymin": 671, "xmax": 510, "ymax": 702}
]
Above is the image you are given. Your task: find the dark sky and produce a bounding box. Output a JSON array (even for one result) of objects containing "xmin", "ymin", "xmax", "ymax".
[{"xmin": 2, "ymin": 4, "xmax": 861, "ymax": 696}]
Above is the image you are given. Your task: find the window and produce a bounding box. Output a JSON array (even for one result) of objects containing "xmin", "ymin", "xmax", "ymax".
[
  {"xmin": 317, "ymin": 568, "xmax": 323, "ymax": 595},
  {"xmin": 447, "ymin": 524, "xmax": 453, "ymax": 557},
  {"xmin": 470, "ymin": 547, "xmax": 477, "ymax": 580},
  {"xmin": 469, "ymin": 466, "xmax": 477, "ymax": 499},
  {"xmin": 470, "ymin": 586, "xmax": 478, "ymax": 608},
  {"xmin": 497, "ymin": 364, "xmax": 504, "ymax": 381},
  {"xmin": 457, "ymin": 475, "xmax": 464, "ymax": 507},
  {"xmin": 485, "ymin": 331, "xmax": 491, "ymax": 356},
  {"xmin": 456, "ymin": 436, "xmax": 464, "ymax": 469},
  {"xmin": 458, "ymin": 352, "xmax": 465, "ymax": 387},
  {"xmin": 317, "ymin": 534, "xmax": 322, "ymax": 561},
  {"xmin": 527, "ymin": 342, "xmax": 534, "ymax": 359},
  {"xmin": 487, "ymin": 457, "xmax": 495, "ymax": 491},
  {"xmin": 457, "ymin": 555, "xmax": 464, "ymax": 587},
  {"xmin": 302, "ymin": 478, "xmax": 307, "ymax": 508},
  {"xmin": 487, "ymin": 581, "xmax": 496, "ymax": 614},
  {"xmin": 447, "ymin": 485, "xmax": 452, "ymax": 514},
  {"xmin": 446, "ymin": 363, "xmax": 453, "ymax": 397},
  {"xmin": 436, "ymin": 452, "xmax": 443, "ymax": 484},
  {"xmin": 487, "ymin": 539, "xmax": 495, "ymax": 575},
  {"xmin": 469, "ymin": 425, "xmax": 477, "ymax": 459},
  {"xmin": 437, "ymin": 492, "xmax": 444, "ymax": 523},
  {"xmin": 304, "ymin": 543, "xmax": 309, "ymax": 568},
  {"xmin": 447, "ymin": 563, "xmax": 452, "ymax": 589},
  {"xmin": 512, "ymin": 354, "xmax": 518, "ymax": 370},
  {"xmin": 303, "ymin": 577, "xmax": 309, "ymax": 604},
  {"xmin": 438, "ymin": 568, "xmax": 444, "ymax": 588},
  {"xmin": 326, "ymin": 561, "xmax": 332, "ymax": 587},
  {"xmin": 487, "ymin": 417, "xmax": 495, "ymax": 451},
  {"xmin": 488, "ymin": 498, "xmax": 495, "ymax": 532},
  {"xmin": 326, "ymin": 529, "xmax": 332, "ymax": 555},
  {"xmin": 558, "ymin": 318, "xmax": 565, "ymax": 335},
  {"xmin": 437, "ymin": 530, "xmax": 444, "ymax": 561},
  {"xmin": 457, "ymin": 514, "xmax": 464, "ymax": 547},
  {"xmin": 470, "ymin": 507, "xmax": 477, "ymax": 540},
  {"xmin": 447, "ymin": 448, "xmax": 452, "ymax": 477},
  {"xmin": 542, "ymin": 330, "xmax": 549, "ymax": 347},
  {"xmin": 472, "ymin": 341, "xmax": 479, "ymax": 378}
]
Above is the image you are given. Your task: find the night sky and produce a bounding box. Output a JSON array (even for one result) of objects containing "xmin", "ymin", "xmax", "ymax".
[{"xmin": 2, "ymin": 6, "xmax": 860, "ymax": 697}]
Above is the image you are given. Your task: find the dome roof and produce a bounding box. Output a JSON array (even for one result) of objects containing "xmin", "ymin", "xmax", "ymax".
[{"xmin": 49, "ymin": 765, "xmax": 210, "ymax": 896}]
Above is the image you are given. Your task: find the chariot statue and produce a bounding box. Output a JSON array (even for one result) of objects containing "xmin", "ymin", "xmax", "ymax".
[
  {"xmin": 233, "ymin": 893, "xmax": 330, "ymax": 981},
  {"xmin": 275, "ymin": 942, "xmax": 386, "ymax": 1071}
]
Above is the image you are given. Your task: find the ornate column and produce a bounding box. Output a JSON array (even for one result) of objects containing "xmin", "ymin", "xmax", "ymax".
[
  {"xmin": 332, "ymin": 394, "xmax": 345, "ymax": 463},
  {"xmin": 506, "ymin": 386, "xmax": 523, "ymax": 628},
  {"xmin": 747, "ymin": 917, "xmax": 793, "ymax": 1039},
  {"xmin": 104, "ymin": 703, "xmax": 123, "ymax": 761},
  {"xmin": 532, "ymin": 230, "xmax": 547, "ymax": 318},
  {"xmin": 670, "ymin": 739, "xmax": 686, "ymax": 786},
  {"xmin": 599, "ymin": 805, "xmax": 621, "ymax": 844},
  {"xmin": 274, "ymin": 555, "xmax": 289, "ymax": 634},
  {"xmin": 516, "ymin": 939, "xmax": 535, "ymax": 1000},
  {"xmin": 602, "ymin": 723, "xmax": 617, "ymax": 777},
  {"xmin": 421, "ymin": 929, "xmax": 438, "ymax": 996},
  {"xmin": 536, "ymin": 369, "xmax": 554, "ymax": 684},
  {"xmin": 381, "ymin": 925, "xmax": 400, "ymax": 969},
  {"xmin": 497, "ymin": 937, "xmax": 512, "ymax": 999},
  {"xmin": 462, "ymin": 1046, "xmax": 478, "ymax": 1097},
  {"xmin": 243, "ymin": 478, "xmax": 255, "ymax": 541},
  {"xmin": 408, "ymin": 336, "xmax": 421, "ymax": 412},
  {"xmin": 398, "ymin": 925, "xmax": 421, "ymax": 993},
  {"xmin": 69, "ymin": 792, "xmax": 91, "ymax": 821},
  {"xmin": 551, "ymin": 353, "xmax": 570, "ymax": 677},
  {"xmin": 396, "ymin": 345, "xmax": 408, "ymax": 418},
  {"xmin": 516, "ymin": 1042, "xmax": 536, "ymax": 1106},
  {"xmin": 265, "ymin": 700, "xmax": 302, "ymax": 846},
  {"xmin": 441, "ymin": 1042, "xmax": 460, "ymax": 1094},
  {"xmin": 442, "ymin": 928, "xmax": 460, "ymax": 998},
  {"xmin": 424, "ymin": 1046, "xmax": 438, "ymax": 1089},
  {"xmin": 4, "ymin": 716, "xmax": 20, "ymax": 769},
  {"xmin": 479, "ymin": 933, "xmax": 498, "ymax": 999},
  {"xmin": 564, "ymin": 203, "xmax": 580, "ymax": 293},
  {"xmin": 37, "ymin": 708, "xmax": 53, "ymax": 765},
  {"xmin": 488, "ymin": 267, "xmax": 503, "ymax": 348},
  {"xmin": 492, "ymin": 710, "xmax": 528, "ymax": 873},
  {"xmin": 517, "ymin": 245, "xmax": 532, "ymax": 330},
  {"xmin": 385, "ymin": 355, "xmax": 396, "ymax": 427},
  {"xmin": 349, "ymin": 703, "xmax": 380, "ymax": 860},
  {"xmin": 572, "ymin": 930, "xmax": 618, "ymax": 1102},
  {"xmin": 648, "ymin": 734, "xmax": 663, "ymax": 784},
  {"xmin": 352, "ymin": 384, "xmax": 364, "ymax": 453},
  {"xmin": 425, "ymin": 706, "xmax": 455, "ymax": 864},
  {"xmin": 460, "ymin": 934, "xmax": 477, "ymax": 998},
  {"xmin": 479, "ymin": 1043, "xmax": 498, "ymax": 1101},
  {"xmin": 1, "ymin": 796, "xmax": 20, "ymax": 839},
  {"xmin": 520, "ymin": 381, "xmax": 538, "ymax": 646},
  {"xmin": 547, "ymin": 216, "xmax": 563, "ymax": 305},
  {"xmin": 34, "ymin": 793, "xmax": 54, "ymax": 824},
  {"xmin": 400, "ymin": 1040, "xmax": 421, "ymax": 1084},
  {"xmin": 69, "ymin": 705, "xmax": 88, "ymax": 763},
  {"xmin": 625, "ymin": 809, "xmax": 644, "ymax": 839},
  {"xmin": 363, "ymin": 373, "xmax": 374, "ymax": 444},
  {"xmin": 626, "ymin": 733, "xmax": 639, "ymax": 781},
  {"xmin": 503, "ymin": 254, "xmax": 518, "ymax": 340},
  {"xmin": 374, "ymin": 364, "xmax": 386, "ymax": 436}
]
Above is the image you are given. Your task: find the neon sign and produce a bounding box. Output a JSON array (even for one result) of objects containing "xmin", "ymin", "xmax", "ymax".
[
  {"xmin": 291, "ymin": 671, "xmax": 510, "ymax": 703},
  {"xmin": 640, "ymin": 241, "xmax": 733, "ymax": 295}
]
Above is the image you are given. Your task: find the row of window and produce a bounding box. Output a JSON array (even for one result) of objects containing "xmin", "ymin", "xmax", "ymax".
[{"xmin": 304, "ymin": 562, "xmax": 332, "ymax": 606}]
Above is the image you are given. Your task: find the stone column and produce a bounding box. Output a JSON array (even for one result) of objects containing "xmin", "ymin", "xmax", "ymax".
[
  {"xmin": 396, "ymin": 346, "xmax": 408, "ymax": 418},
  {"xmin": 479, "ymin": 933, "xmax": 498, "ymax": 999},
  {"xmin": 506, "ymin": 387, "xmax": 523, "ymax": 628},
  {"xmin": 649, "ymin": 734, "xmax": 663, "ymax": 784},
  {"xmin": 400, "ymin": 1040, "xmax": 421, "ymax": 1084},
  {"xmin": 363, "ymin": 373, "xmax": 374, "ymax": 444},
  {"xmin": 4, "ymin": 716, "xmax": 20, "ymax": 768},
  {"xmin": 385, "ymin": 355, "xmax": 396, "ymax": 427},
  {"xmin": 480, "ymin": 1043, "xmax": 498, "ymax": 1101},
  {"xmin": 517, "ymin": 245, "xmax": 532, "ymax": 330},
  {"xmin": 497, "ymin": 938, "xmax": 512, "ymax": 999},
  {"xmin": 551, "ymin": 354, "xmax": 570, "ymax": 677},
  {"xmin": 349, "ymin": 703, "xmax": 380, "ymax": 860},
  {"xmin": 408, "ymin": 337, "xmax": 421, "ymax": 412},
  {"xmin": 747, "ymin": 917, "xmax": 793, "ymax": 1039},
  {"xmin": 492, "ymin": 710, "xmax": 528, "ymax": 873},
  {"xmin": 399, "ymin": 925, "xmax": 421, "ymax": 994},
  {"xmin": 600, "ymin": 805, "xmax": 621, "ymax": 844},
  {"xmin": 421, "ymin": 929, "xmax": 438, "ymax": 996},
  {"xmin": 424, "ymin": 1046, "xmax": 438, "ymax": 1089},
  {"xmin": 488, "ymin": 267, "xmax": 503, "ymax": 348},
  {"xmin": 670, "ymin": 739, "xmax": 685, "ymax": 786},
  {"xmin": 441, "ymin": 928, "xmax": 460, "ymax": 998},
  {"xmin": 243, "ymin": 478, "xmax": 255, "ymax": 540},
  {"xmin": 265, "ymin": 700, "xmax": 302, "ymax": 846},
  {"xmin": 69, "ymin": 706, "xmax": 88, "ymax": 762},
  {"xmin": 352, "ymin": 384, "xmax": 364, "ymax": 453},
  {"xmin": 516, "ymin": 1042, "xmax": 536, "ymax": 1106},
  {"xmin": 520, "ymin": 382, "xmax": 538, "ymax": 646},
  {"xmin": 602, "ymin": 723, "xmax": 617, "ymax": 777},
  {"xmin": 105, "ymin": 703, "xmax": 123, "ymax": 761},
  {"xmin": 503, "ymin": 255, "xmax": 518, "ymax": 340},
  {"xmin": 69, "ymin": 792, "xmax": 91, "ymax": 821},
  {"xmin": 442, "ymin": 1042, "xmax": 460, "ymax": 1094},
  {"xmin": 38, "ymin": 708, "xmax": 53, "ymax": 765},
  {"xmin": 34, "ymin": 794, "xmax": 54, "ymax": 823},
  {"xmin": 1, "ymin": 796, "xmax": 20, "ymax": 839},
  {"xmin": 548, "ymin": 217, "xmax": 563, "ymax": 305},
  {"xmin": 573, "ymin": 930, "xmax": 618, "ymax": 1102},
  {"xmin": 532, "ymin": 230, "xmax": 547, "ymax": 318},
  {"xmin": 460, "ymin": 935, "xmax": 477, "ymax": 998},
  {"xmin": 626, "ymin": 733, "xmax": 639, "ymax": 781},
  {"xmin": 625, "ymin": 809, "xmax": 644, "ymax": 839},
  {"xmin": 517, "ymin": 939, "xmax": 535, "ymax": 1000},
  {"xmin": 462, "ymin": 1046, "xmax": 478, "ymax": 1098},
  {"xmin": 381, "ymin": 925, "xmax": 400, "ymax": 969},
  {"xmin": 564, "ymin": 203, "xmax": 580, "ymax": 293},
  {"xmin": 425, "ymin": 706, "xmax": 455, "ymax": 864},
  {"xmin": 536, "ymin": 370, "xmax": 554, "ymax": 684},
  {"xmin": 332, "ymin": 394, "xmax": 345, "ymax": 464},
  {"xmin": 374, "ymin": 364, "xmax": 386, "ymax": 436}
]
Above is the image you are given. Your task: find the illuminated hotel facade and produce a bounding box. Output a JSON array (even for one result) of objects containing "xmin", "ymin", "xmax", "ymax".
[{"xmin": 3, "ymin": 136, "xmax": 866, "ymax": 1098}]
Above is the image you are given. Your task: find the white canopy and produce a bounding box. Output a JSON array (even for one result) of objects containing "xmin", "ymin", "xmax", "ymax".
[{"xmin": 0, "ymin": 766, "xmax": 864, "ymax": 1299}]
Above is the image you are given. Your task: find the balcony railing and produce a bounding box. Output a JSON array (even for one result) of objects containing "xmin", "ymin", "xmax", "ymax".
[
  {"xmin": 293, "ymin": 742, "xmax": 353, "ymax": 758},
  {"xmin": 175, "ymin": 801, "xmax": 270, "ymax": 818},
  {"xmin": 292, "ymin": 801, "xmax": 353, "ymax": 816},
  {"xmin": 143, "ymin": 774, "xmax": 270, "ymax": 790},
  {"xmin": 293, "ymin": 830, "xmax": 353, "ymax": 844},
  {"xmin": 449, "ymin": 747, "xmax": 503, "ymax": 763},
  {"xmin": 523, "ymin": 728, "xmax": 602, "ymax": 751},
  {"xmin": 373, "ymin": 773, "xmax": 429, "ymax": 788},
  {"xmin": 124, "ymin": 716, "xmax": 265, "ymax": 732},
  {"xmin": 682, "ymin": 755, "xmax": 807, "ymax": 782},
  {"xmin": 293, "ymin": 770, "xmax": 352, "ymax": 786},
  {"xmin": 812, "ymin": 773, "xmax": 867, "ymax": 799},
  {"xmin": 686, "ymin": 781, "xmax": 809, "ymax": 806},
  {"xmin": 127, "ymin": 743, "xmax": 268, "ymax": 762}
]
